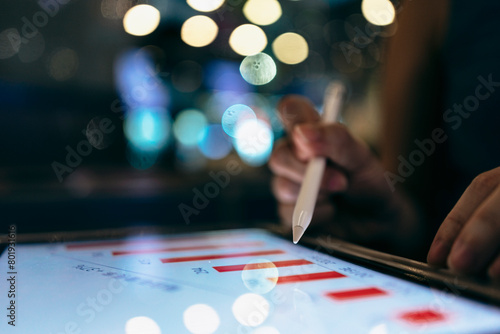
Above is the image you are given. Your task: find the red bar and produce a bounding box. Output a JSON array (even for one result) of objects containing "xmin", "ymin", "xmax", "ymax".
[
  {"xmin": 112, "ymin": 241, "xmax": 264, "ymax": 256},
  {"xmin": 399, "ymin": 309, "xmax": 446, "ymax": 324},
  {"xmin": 160, "ymin": 250, "xmax": 286, "ymax": 263},
  {"xmin": 213, "ymin": 259, "xmax": 313, "ymax": 272},
  {"xmin": 270, "ymin": 271, "xmax": 345, "ymax": 284},
  {"xmin": 325, "ymin": 287, "xmax": 388, "ymax": 301}
]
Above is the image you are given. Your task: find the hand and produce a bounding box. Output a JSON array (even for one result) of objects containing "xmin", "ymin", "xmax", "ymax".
[
  {"xmin": 427, "ymin": 167, "xmax": 500, "ymax": 280},
  {"xmin": 269, "ymin": 96, "xmax": 420, "ymax": 251}
]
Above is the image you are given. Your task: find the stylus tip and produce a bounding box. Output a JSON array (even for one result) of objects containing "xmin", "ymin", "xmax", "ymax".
[{"xmin": 293, "ymin": 225, "xmax": 304, "ymax": 244}]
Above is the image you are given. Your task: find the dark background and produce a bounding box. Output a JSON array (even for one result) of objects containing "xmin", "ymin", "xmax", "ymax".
[{"xmin": 0, "ymin": 0, "xmax": 387, "ymax": 234}]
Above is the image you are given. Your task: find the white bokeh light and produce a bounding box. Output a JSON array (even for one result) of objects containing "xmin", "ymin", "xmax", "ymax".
[
  {"xmin": 123, "ymin": 5, "xmax": 161, "ymax": 36},
  {"xmin": 232, "ymin": 293, "xmax": 270, "ymax": 327},
  {"xmin": 183, "ymin": 304, "xmax": 220, "ymax": 334},
  {"xmin": 125, "ymin": 316, "xmax": 161, "ymax": 334}
]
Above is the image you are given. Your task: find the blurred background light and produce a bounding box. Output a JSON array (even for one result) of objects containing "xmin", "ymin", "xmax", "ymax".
[
  {"xmin": 123, "ymin": 4, "xmax": 161, "ymax": 36},
  {"xmin": 183, "ymin": 304, "xmax": 220, "ymax": 334},
  {"xmin": 198, "ymin": 124, "xmax": 233, "ymax": 160},
  {"xmin": 48, "ymin": 47, "xmax": 79, "ymax": 81},
  {"xmin": 173, "ymin": 109, "xmax": 208, "ymax": 147},
  {"xmin": 101, "ymin": 0, "xmax": 132, "ymax": 20},
  {"xmin": 221, "ymin": 104, "xmax": 256, "ymax": 138},
  {"xmin": 181, "ymin": 15, "xmax": 219, "ymax": 48},
  {"xmin": 125, "ymin": 316, "xmax": 161, "ymax": 334},
  {"xmin": 240, "ymin": 52, "xmax": 277, "ymax": 86},
  {"xmin": 361, "ymin": 0, "xmax": 395, "ymax": 26},
  {"xmin": 232, "ymin": 293, "xmax": 270, "ymax": 327},
  {"xmin": 243, "ymin": 0, "xmax": 282, "ymax": 26},
  {"xmin": 229, "ymin": 24, "xmax": 267, "ymax": 56},
  {"xmin": 241, "ymin": 259, "xmax": 278, "ymax": 294},
  {"xmin": 205, "ymin": 60, "xmax": 250, "ymax": 93},
  {"xmin": 272, "ymin": 33, "xmax": 309, "ymax": 65},
  {"xmin": 187, "ymin": 0, "xmax": 225, "ymax": 13},
  {"xmin": 234, "ymin": 119, "xmax": 274, "ymax": 166},
  {"xmin": 124, "ymin": 107, "xmax": 171, "ymax": 152},
  {"xmin": 114, "ymin": 48, "xmax": 170, "ymax": 109}
]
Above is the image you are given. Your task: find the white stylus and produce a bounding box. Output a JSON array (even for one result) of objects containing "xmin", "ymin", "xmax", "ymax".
[{"xmin": 292, "ymin": 82, "xmax": 345, "ymax": 244}]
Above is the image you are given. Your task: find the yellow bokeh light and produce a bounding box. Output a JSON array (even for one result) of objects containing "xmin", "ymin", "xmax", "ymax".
[
  {"xmin": 243, "ymin": 0, "xmax": 282, "ymax": 26},
  {"xmin": 272, "ymin": 32, "xmax": 308, "ymax": 65},
  {"xmin": 229, "ymin": 24, "xmax": 267, "ymax": 56},
  {"xmin": 361, "ymin": 0, "xmax": 395, "ymax": 26},
  {"xmin": 123, "ymin": 4, "xmax": 161, "ymax": 36},
  {"xmin": 187, "ymin": 0, "xmax": 225, "ymax": 12},
  {"xmin": 181, "ymin": 15, "xmax": 219, "ymax": 47}
]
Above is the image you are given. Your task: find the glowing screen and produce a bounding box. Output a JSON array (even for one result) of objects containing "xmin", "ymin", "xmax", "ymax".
[{"xmin": 1, "ymin": 229, "xmax": 500, "ymax": 333}]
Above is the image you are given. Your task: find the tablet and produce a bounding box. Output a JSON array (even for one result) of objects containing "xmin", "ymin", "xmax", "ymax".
[{"xmin": 1, "ymin": 226, "xmax": 500, "ymax": 334}]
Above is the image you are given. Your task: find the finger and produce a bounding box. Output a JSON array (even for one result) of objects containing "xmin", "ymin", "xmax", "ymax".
[
  {"xmin": 277, "ymin": 95, "xmax": 320, "ymax": 133},
  {"xmin": 447, "ymin": 185, "xmax": 500, "ymax": 274},
  {"xmin": 269, "ymin": 139, "xmax": 349, "ymax": 192},
  {"xmin": 278, "ymin": 201, "xmax": 335, "ymax": 229},
  {"xmin": 272, "ymin": 176, "xmax": 300, "ymax": 204},
  {"xmin": 292, "ymin": 123, "xmax": 373, "ymax": 172},
  {"xmin": 488, "ymin": 255, "xmax": 500, "ymax": 281},
  {"xmin": 272, "ymin": 175, "xmax": 336, "ymax": 204},
  {"xmin": 427, "ymin": 172, "xmax": 500, "ymax": 266}
]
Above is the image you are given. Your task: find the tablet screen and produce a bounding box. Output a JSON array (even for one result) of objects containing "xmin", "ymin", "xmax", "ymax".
[{"xmin": 2, "ymin": 228, "xmax": 500, "ymax": 333}]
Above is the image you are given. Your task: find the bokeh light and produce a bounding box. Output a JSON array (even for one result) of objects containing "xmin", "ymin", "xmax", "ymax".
[
  {"xmin": 124, "ymin": 107, "xmax": 170, "ymax": 151},
  {"xmin": 234, "ymin": 119, "xmax": 274, "ymax": 166},
  {"xmin": 187, "ymin": 0, "xmax": 225, "ymax": 12},
  {"xmin": 175, "ymin": 143, "xmax": 207, "ymax": 172},
  {"xmin": 361, "ymin": 0, "xmax": 395, "ymax": 26},
  {"xmin": 173, "ymin": 109, "xmax": 208, "ymax": 147},
  {"xmin": 198, "ymin": 124, "xmax": 232, "ymax": 160},
  {"xmin": 181, "ymin": 15, "xmax": 219, "ymax": 47},
  {"xmin": 272, "ymin": 33, "xmax": 309, "ymax": 65},
  {"xmin": 243, "ymin": 0, "xmax": 282, "ymax": 26},
  {"xmin": 125, "ymin": 316, "xmax": 161, "ymax": 334},
  {"xmin": 101, "ymin": 0, "xmax": 132, "ymax": 20},
  {"xmin": 241, "ymin": 259, "xmax": 278, "ymax": 294},
  {"xmin": 114, "ymin": 48, "xmax": 169, "ymax": 108},
  {"xmin": 183, "ymin": 304, "xmax": 220, "ymax": 334},
  {"xmin": 205, "ymin": 60, "xmax": 250, "ymax": 93},
  {"xmin": 232, "ymin": 293, "xmax": 270, "ymax": 327},
  {"xmin": 123, "ymin": 4, "xmax": 161, "ymax": 36},
  {"xmin": 240, "ymin": 53, "xmax": 277, "ymax": 85},
  {"xmin": 221, "ymin": 104, "xmax": 256, "ymax": 138},
  {"xmin": 48, "ymin": 47, "xmax": 79, "ymax": 81},
  {"xmin": 229, "ymin": 24, "xmax": 267, "ymax": 56}
]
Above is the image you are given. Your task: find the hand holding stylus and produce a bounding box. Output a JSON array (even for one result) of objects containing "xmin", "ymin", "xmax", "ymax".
[
  {"xmin": 292, "ymin": 82, "xmax": 345, "ymax": 243},
  {"xmin": 269, "ymin": 92, "xmax": 419, "ymax": 250}
]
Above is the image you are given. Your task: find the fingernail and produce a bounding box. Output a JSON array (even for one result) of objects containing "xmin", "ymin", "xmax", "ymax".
[
  {"xmin": 448, "ymin": 240, "xmax": 477, "ymax": 273},
  {"xmin": 295, "ymin": 125, "xmax": 321, "ymax": 142},
  {"xmin": 427, "ymin": 238, "xmax": 447, "ymax": 265}
]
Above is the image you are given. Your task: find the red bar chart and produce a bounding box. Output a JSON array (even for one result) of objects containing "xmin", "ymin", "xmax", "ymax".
[
  {"xmin": 399, "ymin": 309, "xmax": 446, "ymax": 324},
  {"xmin": 270, "ymin": 271, "xmax": 346, "ymax": 284},
  {"xmin": 112, "ymin": 241, "xmax": 264, "ymax": 256},
  {"xmin": 213, "ymin": 259, "xmax": 313, "ymax": 272},
  {"xmin": 160, "ymin": 250, "xmax": 286, "ymax": 263},
  {"xmin": 325, "ymin": 287, "xmax": 388, "ymax": 301}
]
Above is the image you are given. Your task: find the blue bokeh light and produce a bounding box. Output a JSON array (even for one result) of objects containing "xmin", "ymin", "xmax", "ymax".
[
  {"xmin": 198, "ymin": 124, "xmax": 233, "ymax": 160},
  {"xmin": 124, "ymin": 107, "xmax": 171, "ymax": 152},
  {"xmin": 234, "ymin": 119, "xmax": 274, "ymax": 166},
  {"xmin": 173, "ymin": 109, "xmax": 208, "ymax": 147},
  {"xmin": 221, "ymin": 104, "xmax": 256, "ymax": 138}
]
